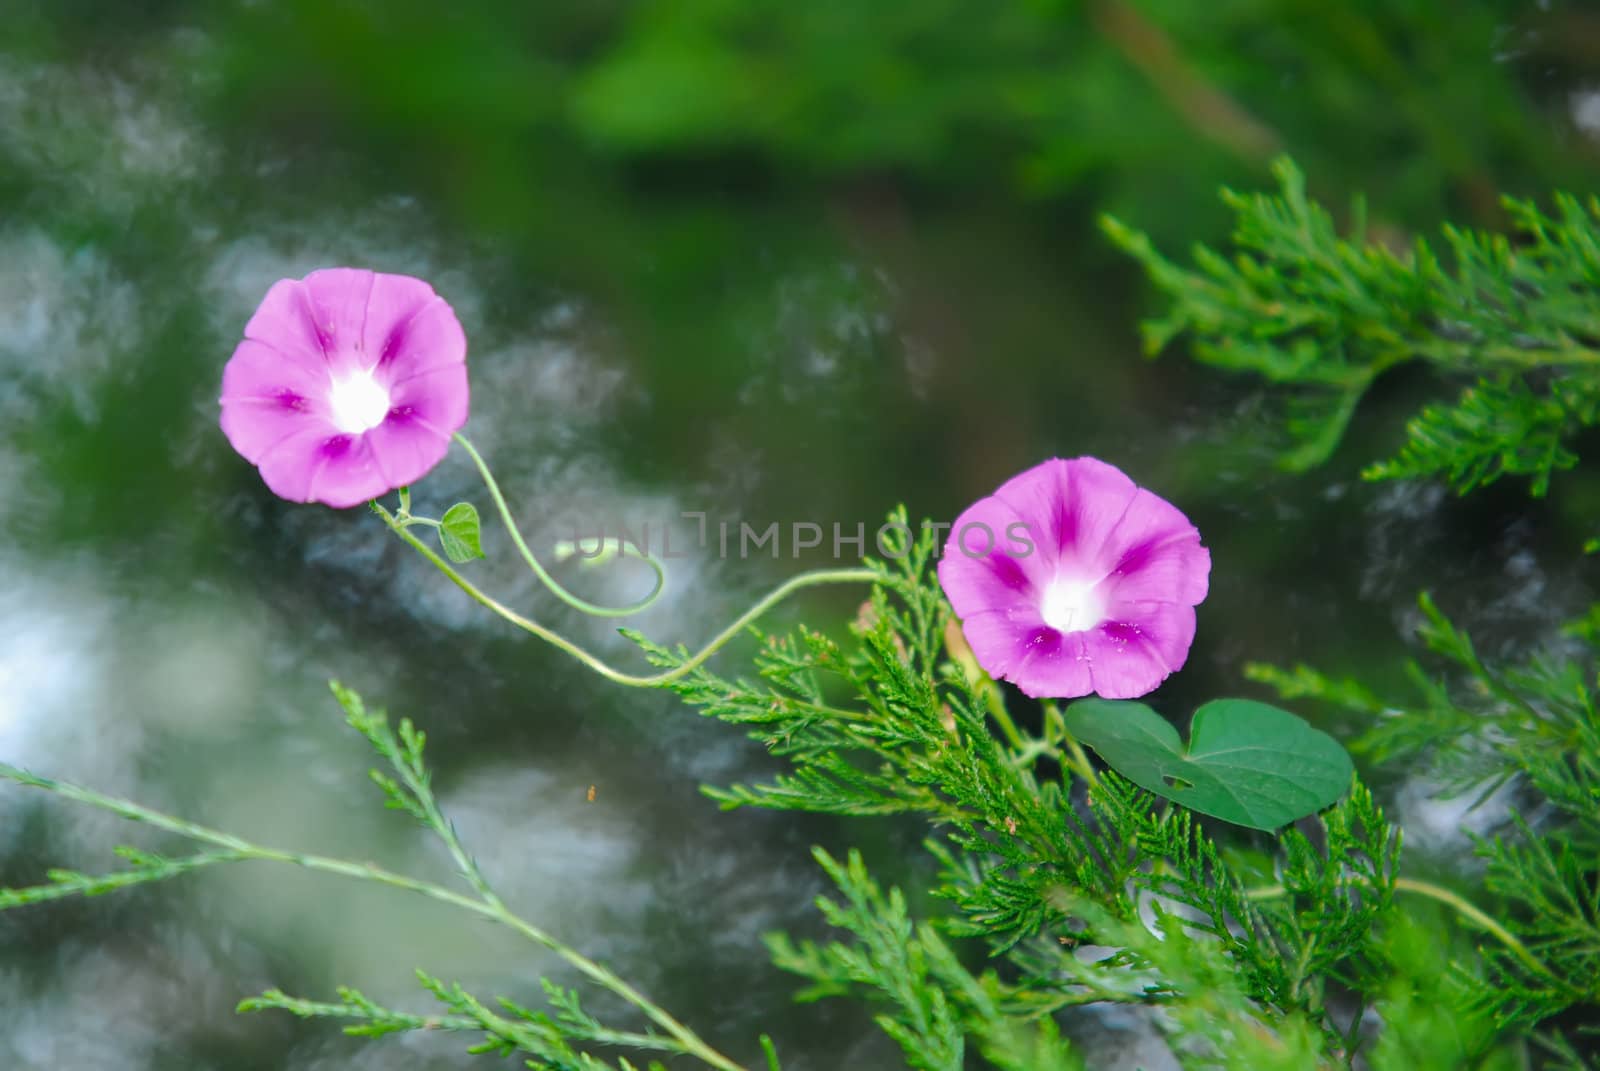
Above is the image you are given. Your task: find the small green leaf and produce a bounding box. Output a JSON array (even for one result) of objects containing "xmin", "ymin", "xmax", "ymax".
[
  {"xmin": 438, "ymin": 502, "xmax": 485, "ymax": 564},
  {"xmin": 1063, "ymin": 698, "xmax": 1353, "ymax": 831}
]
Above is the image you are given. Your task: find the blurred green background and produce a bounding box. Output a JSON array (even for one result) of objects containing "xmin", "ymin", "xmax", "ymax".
[{"xmin": 1, "ymin": 2, "xmax": 1597, "ymax": 1068}]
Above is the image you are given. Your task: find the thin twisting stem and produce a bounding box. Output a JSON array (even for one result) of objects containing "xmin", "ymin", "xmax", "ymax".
[
  {"xmin": 376, "ymin": 501, "xmax": 875, "ymax": 688},
  {"xmin": 0, "ymin": 764, "xmax": 749, "ymax": 1071},
  {"xmin": 1247, "ymin": 875, "xmax": 1552, "ymax": 981},
  {"xmin": 454, "ymin": 433, "xmax": 667, "ymax": 618}
]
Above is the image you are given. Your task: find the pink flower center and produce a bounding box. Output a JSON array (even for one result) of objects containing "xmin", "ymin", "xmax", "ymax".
[
  {"xmin": 327, "ymin": 368, "xmax": 391, "ymax": 434},
  {"xmin": 1039, "ymin": 576, "xmax": 1106, "ymax": 634}
]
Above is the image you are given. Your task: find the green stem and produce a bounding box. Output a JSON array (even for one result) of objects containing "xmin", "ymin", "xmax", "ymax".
[
  {"xmin": 388, "ymin": 744, "xmax": 504, "ymax": 914},
  {"xmin": 454, "ymin": 433, "xmax": 666, "ymax": 618},
  {"xmin": 1061, "ymin": 732, "xmax": 1099, "ymax": 787},
  {"xmin": 378, "ymin": 501, "xmax": 874, "ymax": 688},
  {"xmin": 1248, "ymin": 875, "xmax": 1551, "ymax": 982},
  {"xmin": 1010, "ymin": 739, "xmax": 1061, "ymax": 767},
  {"xmin": 1042, "ymin": 701, "xmax": 1099, "ymax": 786},
  {"xmin": 982, "ymin": 677, "xmax": 1026, "ymax": 749},
  {"xmin": 0, "ymin": 764, "xmax": 748, "ymax": 1071}
]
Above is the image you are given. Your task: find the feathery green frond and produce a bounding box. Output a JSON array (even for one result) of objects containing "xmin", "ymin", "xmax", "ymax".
[
  {"xmin": 641, "ymin": 510, "xmax": 1400, "ymax": 1057},
  {"xmin": 1106, "ymin": 158, "xmax": 1600, "ymax": 494},
  {"xmin": 1251, "ymin": 592, "xmax": 1600, "ymax": 1040}
]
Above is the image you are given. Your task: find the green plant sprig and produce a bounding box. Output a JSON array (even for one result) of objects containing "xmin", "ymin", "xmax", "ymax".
[
  {"xmin": 376, "ymin": 431, "xmax": 876, "ymax": 691},
  {"xmin": 635, "ymin": 509, "xmax": 1401, "ymax": 1047},
  {"xmin": 0, "ymin": 682, "xmax": 756, "ymax": 1071},
  {"xmin": 1105, "ymin": 157, "xmax": 1600, "ymax": 495},
  {"xmin": 1249, "ymin": 591, "xmax": 1600, "ymax": 1035}
]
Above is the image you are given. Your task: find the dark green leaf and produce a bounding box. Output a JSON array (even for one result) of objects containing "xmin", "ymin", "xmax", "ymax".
[{"xmin": 1063, "ymin": 698, "xmax": 1352, "ymax": 831}]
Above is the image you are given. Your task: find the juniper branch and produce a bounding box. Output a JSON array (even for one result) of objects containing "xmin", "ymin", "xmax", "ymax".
[
  {"xmin": 1105, "ymin": 157, "xmax": 1600, "ymax": 494},
  {"xmin": 0, "ymin": 742, "xmax": 748, "ymax": 1071}
]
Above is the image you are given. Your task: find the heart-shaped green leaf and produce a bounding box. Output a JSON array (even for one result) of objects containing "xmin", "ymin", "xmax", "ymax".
[
  {"xmin": 1062, "ymin": 698, "xmax": 1353, "ymax": 831},
  {"xmin": 438, "ymin": 502, "xmax": 485, "ymax": 564}
]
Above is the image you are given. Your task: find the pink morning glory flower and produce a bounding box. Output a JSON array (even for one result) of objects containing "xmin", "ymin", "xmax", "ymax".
[
  {"xmin": 219, "ymin": 268, "xmax": 469, "ymax": 508},
  {"xmin": 937, "ymin": 457, "xmax": 1210, "ymax": 700}
]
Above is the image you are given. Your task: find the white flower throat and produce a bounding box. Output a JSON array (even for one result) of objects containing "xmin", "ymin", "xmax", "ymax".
[
  {"xmin": 1040, "ymin": 577, "xmax": 1107, "ymax": 634},
  {"xmin": 327, "ymin": 368, "xmax": 391, "ymax": 434}
]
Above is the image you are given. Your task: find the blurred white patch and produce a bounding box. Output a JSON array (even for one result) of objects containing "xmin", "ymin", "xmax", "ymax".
[
  {"xmin": 1572, "ymin": 88, "xmax": 1600, "ymax": 141},
  {"xmin": 0, "ymin": 446, "xmax": 31, "ymax": 531},
  {"xmin": 1392, "ymin": 774, "xmax": 1514, "ymax": 856},
  {"xmin": 655, "ymin": 841, "xmax": 809, "ymax": 959},
  {"xmin": 0, "ymin": 55, "xmax": 212, "ymax": 216},
  {"xmin": 194, "ymin": 759, "xmax": 651, "ymax": 1001},
  {"xmin": 0, "ymin": 560, "xmax": 146, "ymax": 863},
  {"xmin": 117, "ymin": 596, "xmax": 268, "ymax": 736},
  {"xmin": 439, "ymin": 763, "xmax": 649, "ymax": 939},
  {"xmin": 0, "ymin": 928, "xmax": 252, "ymax": 1071},
  {"xmin": 470, "ymin": 334, "xmax": 633, "ymax": 441},
  {"xmin": 1359, "ymin": 479, "xmax": 1450, "ymax": 600},
  {"xmin": 284, "ymin": 1029, "xmax": 460, "ymax": 1071},
  {"xmin": 901, "ymin": 334, "xmax": 939, "ymax": 401},
  {"xmin": 1071, "ymin": 1004, "xmax": 1181, "ymax": 1071},
  {"xmin": 0, "ymin": 230, "xmax": 140, "ymax": 424},
  {"xmin": 738, "ymin": 262, "xmax": 896, "ymax": 409},
  {"xmin": 0, "ymin": 577, "xmax": 103, "ymax": 761},
  {"xmin": 200, "ymin": 743, "xmax": 497, "ymax": 986}
]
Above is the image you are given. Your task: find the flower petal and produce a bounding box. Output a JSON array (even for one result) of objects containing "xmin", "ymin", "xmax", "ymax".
[
  {"xmin": 956, "ymin": 609, "xmax": 1097, "ymax": 699},
  {"xmin": 364, "ymin": 275, "xmax": 467, "ymax": 382},
  {"xmin": 255, "ymin": 429, "xmax": 392, "ymax": 509},
  {"xmin": 252, "ymin": 425, "xmax": 339, "ymax": 504},
  {"xmin": 219, "ymin": 338, "xmax": 330, "ymax": 408},
  {"xmin": 938, "ymin": 494, "xmax": 1056, "ymax": 622},
  {"xmin": 306, "ymin": 434, "xmax": 393, "ymax": 509},
  {"xmin": 221, "ymin": 395, "xmax": 336, "ymax": 466},
  {"xmin": 219, "ymin": 338, "xmax": 340, "ymax": 464},
  {"xmin": 1080, "ymin": 602, "xmax": 1198, "ymax": 699},
  {"xmin": 992, "ymin": 458, "xmax": 1139, "ymax": 574},
  {"xmin": 242, "ymin": 278, "xmax": 330, "ymax": 372},
  {"xmin": 388, "ymin": 363, "xmax": 470, "ymax": 440},
  {"xmin": 365, "ymin": 415, "xmax": 453, "ymax": 491},
  {"xmin": 302, "ymin": 268, "xmax": 377, "ymax": 376},
  {"xmin": 1098, "ymin": 491, "xmax": 1211, "ymax": 606}
]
